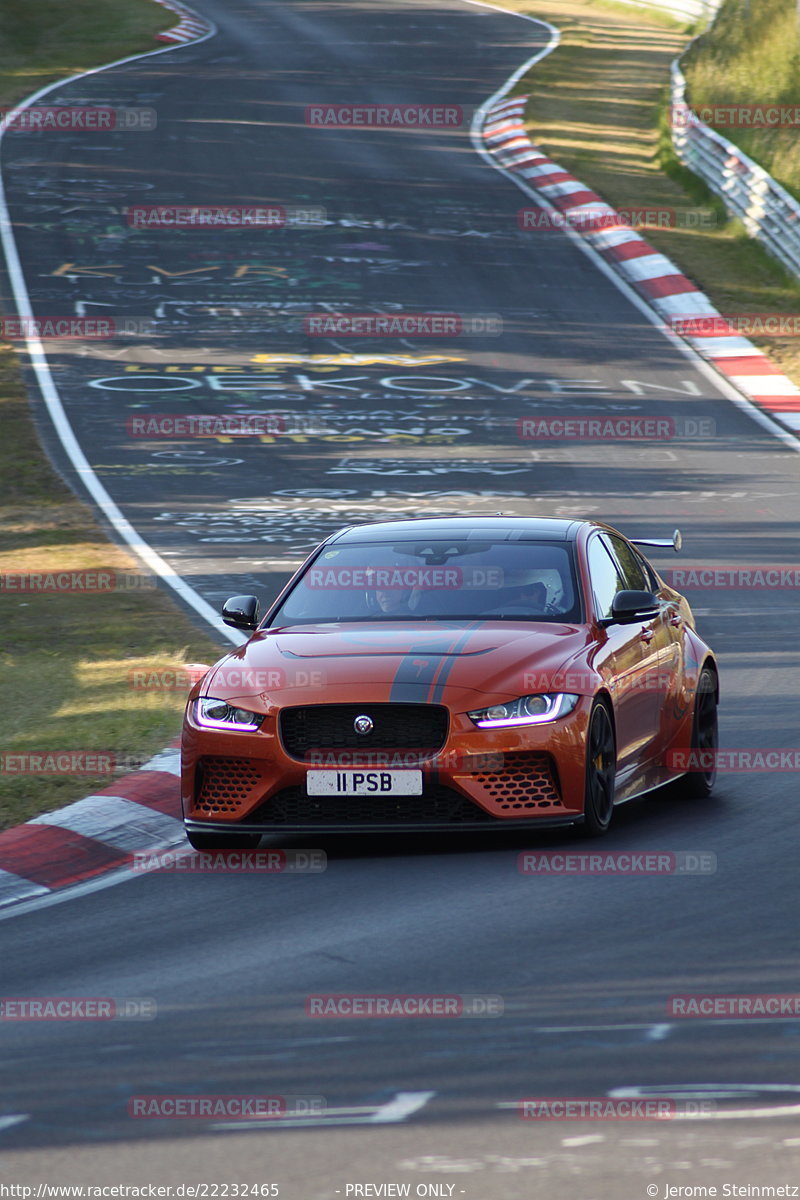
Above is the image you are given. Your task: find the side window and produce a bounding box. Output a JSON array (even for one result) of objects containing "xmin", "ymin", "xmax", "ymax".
[
  {"xmin": 604, "ymin": 535, "xmax": 648, "ymax": 592},
  {"xmin": 632, "ymin": 546, "xmax": 660, "ymax": 592},
  {"xmin": 586, "ymin": 536, "xmax": 625, "ymax": 619}
]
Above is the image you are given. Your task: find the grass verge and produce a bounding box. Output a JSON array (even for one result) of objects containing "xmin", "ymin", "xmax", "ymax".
[
  {"xmin": 683, "ymin": 0, "xmax": 800, "ymax": 203},
  {"xmin": 509, "ymin": 0, "xmax": 800, "ymax": 386},
  {"xmin": 0, "ymin": 1, "xmax": 224, "ymax": 831}
]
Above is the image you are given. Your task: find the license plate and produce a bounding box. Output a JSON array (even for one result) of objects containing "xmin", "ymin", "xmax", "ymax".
[{"xmin": 306, "ymin": 769, "xmax": 423, "ymax": 796}]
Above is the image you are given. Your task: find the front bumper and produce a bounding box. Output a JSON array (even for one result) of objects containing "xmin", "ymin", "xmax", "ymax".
[
  {"xmin": 183, "ymin": 813, "xmax": 582, "ymax": 835},
  {"xmin": 181, "ymin": 697, "xmax": 592, "ymax": 833}
]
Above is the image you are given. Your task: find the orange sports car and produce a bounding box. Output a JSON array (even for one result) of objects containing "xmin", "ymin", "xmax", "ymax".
[{"xmin": 181, "ymin": 516, "xmax": 718, "ymax": 846}]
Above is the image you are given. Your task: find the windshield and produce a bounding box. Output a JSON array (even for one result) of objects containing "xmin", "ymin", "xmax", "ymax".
[{"xmin": 267, "ymin": 539, "xmax": 582, "ymax": 626}]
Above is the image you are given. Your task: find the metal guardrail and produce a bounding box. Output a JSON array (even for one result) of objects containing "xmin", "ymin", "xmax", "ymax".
[
  {"xmin": 671, "ymin": 61, "xmax": 800, "ymax": 281},
  {"xmin": 591, "ymin": 0, "xmax": 800, "ymax": 284}
]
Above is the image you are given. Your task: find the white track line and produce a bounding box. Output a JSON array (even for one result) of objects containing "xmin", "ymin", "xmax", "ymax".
[
  {"xmin": 212, "ymin": 1091, "xmax": 435, "ymax": 1131},
  {"xmin": 0, "ymin": 1115, "xmax": 30, "ymax": 1133},
  {"xmin": 0, "ymin": 6, "xmax": 245, "ymax": 644}
]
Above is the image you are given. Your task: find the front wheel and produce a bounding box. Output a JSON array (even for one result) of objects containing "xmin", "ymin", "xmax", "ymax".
[
  {"xmin": 678, "ymin": 666, "xmax": 718, "ymax": 798},
  {"xmin": 580, "ymin": 700, "xmax": 616, "ymax": 838},
  {"xmin": 186, "ymin": 830, "xmax": 262, "ymax": 850}
]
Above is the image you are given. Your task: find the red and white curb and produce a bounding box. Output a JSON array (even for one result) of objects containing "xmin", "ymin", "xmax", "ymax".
[
  {"xmin": 0, "ymin": 743, "xmax": 184, "ymax": 908},
  {"xmin": 481, "ymin": 95, "xmax": 800, "ymax": 436},
  {"xmin": 153, "ymin": 0, "xmax": 212, "ymax": 43}
]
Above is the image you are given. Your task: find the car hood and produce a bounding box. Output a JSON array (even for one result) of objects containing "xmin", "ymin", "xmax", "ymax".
[{"xmin": 201, "ymin": 622, "xmax": 593, "ymax": 710}]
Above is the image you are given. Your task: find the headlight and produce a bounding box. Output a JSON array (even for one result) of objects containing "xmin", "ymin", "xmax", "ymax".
[
  {"xmin": 195, "ymin": 697, "xmax": 263, "ymax": 731},
  {"xmin": 468, "ymin": 693, "xmax": 579, "ymax": 728}
]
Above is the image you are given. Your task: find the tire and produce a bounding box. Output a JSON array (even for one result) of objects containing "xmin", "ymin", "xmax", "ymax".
[
  {"xmin": 580, "ymin": 700, "xmax": 617, "ymax": 838},
  {"xmin": 678, "ymin": 666, "xmax": 718, "ymax": 799},
  {"xmin": 186, "ymin": 830, "xmax": 262, "ymax": 850}
]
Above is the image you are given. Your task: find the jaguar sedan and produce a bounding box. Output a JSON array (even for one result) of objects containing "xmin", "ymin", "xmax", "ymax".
[{"xmin": 181, "ymin": 516, "xmax": 718, "ymax": 846}]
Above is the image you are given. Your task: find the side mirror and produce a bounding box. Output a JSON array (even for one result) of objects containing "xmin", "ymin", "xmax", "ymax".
[
  {"xmin": 608, "ymin": 590, "xmax": 659, "ymax": 625},
  {"xmin": 632, "ymin": 529, "xmax": 682, "ymax": 553},
  {"xmin": 221, "ymin": 595, "xmax": 260, "ymax": 630}
]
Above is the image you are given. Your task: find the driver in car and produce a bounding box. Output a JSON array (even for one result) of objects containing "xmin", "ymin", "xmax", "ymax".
[
  {"xmin": 374, "ymin": 586, "xmax": 414, "ymax": 615},
  {"xmin": 484, "ymin": 575, "xmax": 551, "ymax": 615},
  {"xmin": 513, "ymin": 579, "xmax": 548, "ymax": 612}
]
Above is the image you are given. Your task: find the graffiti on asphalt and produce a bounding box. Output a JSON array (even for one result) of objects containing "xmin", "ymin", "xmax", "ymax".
[
  {"xmin": 134, "ymin": 406, "xmax": 493, "ymax": 443},
  {"xmin": 328, "ymin": 458, "xmax": 535, "ymax": 475},
  {"xmin": 83, "ymin": 366, "xmax": 657, "ymax": 407},
  {"xmin": 94, "ymin": 463, "xmax": 239, "ymax": 476},
  {"xmin": 51, "ymin": 260, "xmax": 361, "ymax": 291},
  {"xmin": 85, "ymin": 367, "xmax": 593, "ymax": 393},
  {"xmin": 152, "ymin": 492, "xmax": 529, "ymax": 553}
]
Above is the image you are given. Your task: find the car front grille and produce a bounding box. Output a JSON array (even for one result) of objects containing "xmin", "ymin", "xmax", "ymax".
[
  {"xmin": 195, "ymin": 756, "xmax": 263, "ymax": 814},
  {"xmin": 192, "ymin": 749, "xmax": 563, "ymax": 823},
  {"xmin": 473, "ymin": 752, "xmax": 562, "ymax": 810},
  {"xmin": 248, "ymin": 784, "xmax": 497, "ymax": 826},
  {"xmin": 279, "ymin": 703, "xmax": 449, "ymax": 760}
]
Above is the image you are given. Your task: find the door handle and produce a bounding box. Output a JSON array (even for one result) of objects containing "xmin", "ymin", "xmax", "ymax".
[
  {"xmin": 669, "ymin": 613, "xmax": 682, "ymax": 627},
  {"xmin": 640, "ymin": 628, "xmax": 654, "ymax": 643}
]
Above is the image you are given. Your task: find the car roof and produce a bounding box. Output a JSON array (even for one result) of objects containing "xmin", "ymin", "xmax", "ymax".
[{"xmin": 326, "ymin": 516, "xmax": 585, "ymax": 544}]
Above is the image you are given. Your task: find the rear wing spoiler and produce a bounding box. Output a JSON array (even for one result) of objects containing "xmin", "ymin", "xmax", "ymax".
[{"xmin": 632, "ymin": 529, "xmax": 682, "ymax": 553}]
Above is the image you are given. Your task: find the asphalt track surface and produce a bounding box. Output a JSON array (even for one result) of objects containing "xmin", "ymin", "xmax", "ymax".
[{"xmin": 1, "ymin": 0, "xmax": 800, "ymax": 1194}]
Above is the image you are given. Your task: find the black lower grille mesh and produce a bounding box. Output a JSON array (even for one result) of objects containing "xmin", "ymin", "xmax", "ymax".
[{"xmin": 248, "ymin": 784, "xmax": 498, "ymax": 826}]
